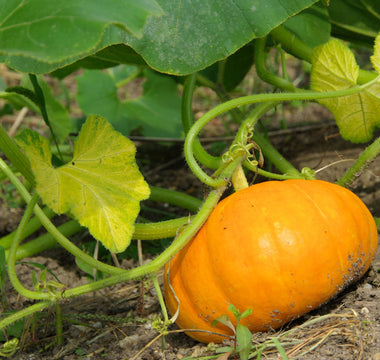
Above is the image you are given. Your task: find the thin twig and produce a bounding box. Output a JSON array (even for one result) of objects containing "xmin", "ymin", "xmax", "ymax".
[{"xmin": 8, "ymin": 107, "xmax": 28, "ymax": 137}]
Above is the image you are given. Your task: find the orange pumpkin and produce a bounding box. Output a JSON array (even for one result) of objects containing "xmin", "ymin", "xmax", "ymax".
[{"xmin": 163, "ymin": 179, "xmax": 378, "ymax": 343}]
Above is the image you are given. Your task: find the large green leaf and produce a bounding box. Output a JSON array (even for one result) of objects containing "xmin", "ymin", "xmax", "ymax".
[
  {"xmin": 0, "ymin": 0, "xmax": 163, "ymax": 72},
  {"xmin": 1, "ymin": 0, "xmax": 318, "ymax": 75},
  {"xmin": 76, "ymin": 67, "xmax": 182, "ymax": 137},
  {"xmin": 311, "ymin": 38, "xmax": 380, "ymax": 143},
  {"xmin": 121, "ymin": 0, "xmax": 319, "ymax": 75},
  {"xmin": 16, "ymin": 115, "xmax": 150, "ymax": 253}
]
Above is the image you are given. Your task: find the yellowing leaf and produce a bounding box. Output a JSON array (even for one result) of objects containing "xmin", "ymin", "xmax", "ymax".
[
  {"xmin": 371, "ymin": 34, "xmax": 380, "ymax": 74},
  {"xmin": 17, "ymin": 115, "xmax": 150, "ymax": 253},
  {"xmin": 311, "ymin": 39, "xmax": 380, "ymax": 143}
]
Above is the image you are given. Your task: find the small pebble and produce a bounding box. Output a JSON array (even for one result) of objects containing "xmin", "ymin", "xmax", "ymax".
[
  {"xmin": 119, "ymin": 334, "xmax": 140, "ymax": 349},
  {"xmin": 360, "ymin": 307, "xmax": 369, "ymax": 315},
  {"xmin": 363, "ymin": 283, "xmax": 372, "ymax": 291}
]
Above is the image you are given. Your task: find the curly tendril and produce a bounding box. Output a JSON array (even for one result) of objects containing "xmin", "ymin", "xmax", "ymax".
[{"xmin": 222, "ymin": 124, "xmax": 261, "ymax": 168}]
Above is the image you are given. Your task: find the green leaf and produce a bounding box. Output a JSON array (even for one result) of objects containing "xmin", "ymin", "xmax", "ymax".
[
  {"xmin": 227, "ymin": 304, "xmax": 252, "ymax": 322},
  {"xmin": 310, "ymin": 38, "xmax": 380, "ymax": 143},
  {"xmin": 211, "ymin": 314, "xmax": 236, "ymax": 334},
  {"xmin": 17, "ymin": 261, "xmax": 60, "ymax": 282},
  {"xmin": 0, "ymin": 315, "xmax": 24, "ymax": 340},
  {"xmin": 125, "ymin": 0, "xmax": 319, "ymax": 75},
  {"xmin": 0, "ymin": 0, "xmax": 163, "ymax": 71},
  {"xmin": 236, "ymin": 324, "xmax": 252, "ymax": 360},
  {"xmin": 16, "ymin": 115, "xmax": 150, "ymax": 253},
  {"xmin": 0, "ymin": 90, "xmax": 36, "ymax": 112},
  {"xmin": 22, "ymin": 76, "xmax": 71, "ymax": 142},
  {"xmin": 76, "ymin": 67, "xmax": 182, "ymax": 138},
  {"xmin": 2, "ymin": 77, "xmax": 71, "ymax": 142},
  {"xmin": 1, "ymin": 0, "xmax": 318, "ymax": 75},
  {"xmin": 239, "ymin": 308, "xmax": 253, "ymax": 321},
  {"xmin": 51, "ymin": 44, "xmax": 147, "ymax": 79},
  {"xmin": 75, "ymin": 257, "xmax": 107, "ymax": 280},
  {"xmin": 227, "ymin": 304, "xmax": 241, "ymax": 320}
]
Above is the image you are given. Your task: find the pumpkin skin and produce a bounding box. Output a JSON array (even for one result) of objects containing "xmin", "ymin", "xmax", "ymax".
[{"xmin": 163, "ymin": 179, "xmax": 378, "ymax": 343}]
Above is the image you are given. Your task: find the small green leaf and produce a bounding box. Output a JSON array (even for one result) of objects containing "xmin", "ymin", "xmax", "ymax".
[
  {"xmin": 236, "ymin": 324, "xmax": 252, "ymax": 360},
  {"xmin": 16, "ymin": 115, "xmax": 150, "ymax": 253},
  {"xmin": 1, "ymin": 87, "xmax": 40, "ymax": 112},
  {"xmin": 227, "ymin": 304, "xmax": 240, "ymax": 319},
  {"xmin": 311, "ymin": 38, "xmax": 380, "ymax": 143},
  {"xmin": 239, "ymin": 308, "xmax": 253, "ymax": 321},
  {"xmin": 0, "ymin": 323, "xmax": 23, "ymax": 343},
  {"xmin": 211, "ymin": 314, "xmax": 236, "ymax": 334}
]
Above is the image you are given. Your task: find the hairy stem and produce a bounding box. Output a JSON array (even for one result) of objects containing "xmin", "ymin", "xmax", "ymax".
[
  {"xmin": 149, "ymin": 186, "xmax": 202, "ymax": 212},
  {"xmin": 243, "ymin": 160, "xmax": 302, "ymax": 180},
  {"xmin": 0, "ymin": 301, "xmax": 51, "ymax": 333},
  {"xmin": 182, "ymin": 74, "xmax": 222, "ymax": 170},
  {"xmin": 152, "ymin": 274, "xmax": 169, "ymax": 323},
  {"xmin": 29, "ymin": 74, "xmax": 62, "ymax": 161},
  {"xmin": 336, "ymin": 136, "xmax": 380, "ymax": 187},
  {"xmin": 255, "ymin": 36, "xmax": 297, "ymax": 92},
  {"xmin": 0, "ymin": 125, "xmax": 34, "ymax": 184},
  {"xmin": 133, "ymin": 217, "xmax": 192, "ymax": 240},
  {"xmin": 7, "ymin": 193, "xmax": 51, "ymax": 300}
]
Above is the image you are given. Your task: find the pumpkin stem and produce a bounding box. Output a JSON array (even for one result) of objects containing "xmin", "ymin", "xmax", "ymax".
[{"xmin": 231, "ymin": 164, "xmax": 249, "ymax": 191}]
